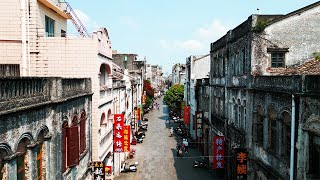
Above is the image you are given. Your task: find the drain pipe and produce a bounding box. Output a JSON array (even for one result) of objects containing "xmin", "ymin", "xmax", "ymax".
[
  {"xmin": 21, "ymin": 0, "xmax": 27, "ymax": 76},
  {"xmin": 27, "ymin": 0, "xmax": 31, "ymax": 76},
  {"xmin": 290, "ymin": 94, "xmax": 296, "ymax": 180}
]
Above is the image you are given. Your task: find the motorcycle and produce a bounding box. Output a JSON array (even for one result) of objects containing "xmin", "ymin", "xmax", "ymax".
[
  {"xmin": 121, "ymin": 162, "xmax": 139, "ymax": 172},
  {"xmin": 193, "ymin": 160, "xmax": 208, "ymax": 168}
]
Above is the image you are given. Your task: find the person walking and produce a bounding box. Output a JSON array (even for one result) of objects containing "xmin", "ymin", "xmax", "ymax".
[{"xmin": 183, "ymin": 139, "xmax": 189, "ymax": 153}]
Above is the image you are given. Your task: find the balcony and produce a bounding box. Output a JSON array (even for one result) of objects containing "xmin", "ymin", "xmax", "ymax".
[
  {"xmin": 250, "ymin": 76, "xmax": 302, "ymax": 93},
  {"xmin": 37, "ymin": 0, "xmax": 70, "ymax": 19},
  {"xmin": 0, "ymin": 77, "xmax": 91, "ymax": 114},
  {"xmin": 99, "ymin": 88, "xmax": 112, "ymax": 105}
]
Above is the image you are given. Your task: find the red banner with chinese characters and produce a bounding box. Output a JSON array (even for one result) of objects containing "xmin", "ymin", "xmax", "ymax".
[
  {"xmin": 183, "ymin": 106, "xmax": 190, "ymax": 124},
  {"xmin": 213, "ymin": 136, "xmax": 225, "ymax": 169},
  {"xmin": 142, "ymin": 94, "xmax": 146, "ymax": 105},
  {"xmin": 137, "ymin": 107, "xmax": 141, "ymax": 121},
  {"xmin": 123, "ymin": 125, "xmax": 131, "ymax": 152},
  {"xmin": 236, "ymin": 148, "xmax": 247, "ymax": 179},
  {"xmin": 114, "ymin": 114, "xmax": 124, "ymax": 152}
]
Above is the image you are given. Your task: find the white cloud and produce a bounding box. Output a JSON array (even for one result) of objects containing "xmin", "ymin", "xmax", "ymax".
[
  {"xmin": 159, "ymin": 40, "xmax": 170, "ymax": 49},
  {"xmin": 175, "ymin": 40, "xmax": 204, "ymax": 51},
  {"xmin": 68, "ymin": 9, "xmax": 100, "ymax": 34},
  {"xmin": 195, "ymin": 19, "xmax": 230, "ymax": 41},
  {"xmin": 159, "ymin": 19, "xmax": 230, "ymax": 54}
]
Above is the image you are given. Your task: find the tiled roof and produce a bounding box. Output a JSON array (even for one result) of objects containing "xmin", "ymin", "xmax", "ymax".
[{"xmin": 268, "ymin": 58, "xmax": 320, "ymax": 75}]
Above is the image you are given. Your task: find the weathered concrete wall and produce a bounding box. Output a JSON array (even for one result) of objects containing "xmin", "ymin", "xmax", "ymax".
[
  {"xmin": 252, "ymin": 6, "xmax": 320, "ymax": 75},
  {"xmin": 0, "ymin": 77, "xmax": 92, "ymax": 180}
]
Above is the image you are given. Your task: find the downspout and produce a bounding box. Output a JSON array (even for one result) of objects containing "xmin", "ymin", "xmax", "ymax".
[
  {"xmin": 27, "ymin": 0, "xmax": 31, "ymax": 76},
  {"xmin": 21, "ymin": 0, "xmax": 27, "ymax": 76},
  {"xmin": 290, "ymin": 94, "xmax": 296, "ymax": 180}
]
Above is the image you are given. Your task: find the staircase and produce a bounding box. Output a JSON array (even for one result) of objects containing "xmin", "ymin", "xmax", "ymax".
[{"xmin": 62, "ymin": 1, "xmax": 91, "ymax": 38}]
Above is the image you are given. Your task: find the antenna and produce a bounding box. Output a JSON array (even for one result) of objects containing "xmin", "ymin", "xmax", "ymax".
[{"xmin": 257, "ymin": 8, "xmax": 260, "ymax": 15}]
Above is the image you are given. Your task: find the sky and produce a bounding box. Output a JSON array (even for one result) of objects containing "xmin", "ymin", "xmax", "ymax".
[{"xmin": 67, "ymin": 0, "xmax": 319, "ymax": 74}]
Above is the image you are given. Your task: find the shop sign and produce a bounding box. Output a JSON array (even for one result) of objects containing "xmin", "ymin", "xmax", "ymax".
[
  {"xmin": 236, "ymin": 148, "xmax": 247, "ymax": 179},
  {"xmin": 183, "ymin": 106, "xmax": 190, "ymax": 124},
  {"xmin": 90, "ymin": 161, "xmax": 105, "ymax": 180},
  {"xmin": 196, "ymin": 111, "xmax": 203, "ymax": 137},
  {"xmin": 123, "ymin": 125, "xmax": 131, "ymax": 152},
  {"xmin": 142, "ymin": 94, "xmax": 146, "ymax": 105},
  {"xmin": 105, "ymin": 166, "xmax": 112, "ymax": 176},
  {"xmin": 114, "ymin": 114, "xmax": 124, "ymax": 152},
  {"xmin": 213, "ymin": 136, "xmax": 225, "ymax": 169},
  {"xmin": 137, "ymin": 107, "xmax": 141, "ymax": 121}
]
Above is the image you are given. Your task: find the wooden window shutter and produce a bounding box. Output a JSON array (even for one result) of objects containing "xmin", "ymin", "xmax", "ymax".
[
  {"xmin": 62, "ymin": 124, "xmax": 67, "ymax": 172},
  {"xmin": 67, "ymin": 126, "xmax": 79, "ymax": 167},
  {"xmin": 80, "ymin": 114, "xmax": 86, "ymax": 153}
]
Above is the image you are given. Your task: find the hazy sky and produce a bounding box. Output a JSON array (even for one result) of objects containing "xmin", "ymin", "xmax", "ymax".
[{"xmin": 67, "ymin": 0, "xmax": 319, "ymax": 74}]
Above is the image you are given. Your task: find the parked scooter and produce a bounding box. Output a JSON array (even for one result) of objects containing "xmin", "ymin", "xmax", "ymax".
[
  {"xmin": 193, "ymin": 160, "xmax": 208, "ymax": 168},
  {"xmin": 121, "ymin": 162, "xmax": 139, "ymax": 172}
]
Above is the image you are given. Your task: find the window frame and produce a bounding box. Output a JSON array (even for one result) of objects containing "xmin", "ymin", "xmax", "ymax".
[
  {"xmin": 45, "ymin": 16, "xmax": 55, "ymax": 37},
  {"xmin": 271, "ymin": 52, "xmax": 285, "ymax": 68}
]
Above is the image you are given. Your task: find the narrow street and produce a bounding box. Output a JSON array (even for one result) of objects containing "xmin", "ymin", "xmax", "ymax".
[{"xmin": 115, "ymin": 97, "xmax": 222, "ymax": 180}]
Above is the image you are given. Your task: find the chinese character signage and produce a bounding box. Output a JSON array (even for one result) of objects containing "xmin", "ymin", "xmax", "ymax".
[
  {"xmin": 105, "ymin": 166, "xmax": 112, "ymax": 176},
  {"xmin": 90, "ymin": 161, "xmax": 105, "ymax": 180},
  {"xmin": 114, "ymin": 114, "xmax": 124, "ymax": 152},
  {"xmin": 196, "ymin": 111, "xmax": 203, "ymax": 138},
  {"xmin": 134, "ymin": 109, "xmax": 138, "ymax": 123},
  {"xmin": 137, "ymin": 107, "xmax": 141, "ymax": 121},
  {"xmin": 142, "ymin": 94, "xmax": 146, "ymax": 105},
  {"xmin": 213, "ymin": 136, "xmax": 225, "ymax": 169},
  {"xmin": 236, "ymin": 148, "xmax": 247, "ymax": 179},
  {"xmin": 183, "ymin": 106, "xmax": 190, "ymax": 124},
  {"xmin": 123, "ymin": 125, "xmax": 131, "ymax": 152}
]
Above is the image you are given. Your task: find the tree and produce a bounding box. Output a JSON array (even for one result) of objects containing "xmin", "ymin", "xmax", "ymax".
[
  {"xmin": 164, "ymin": 84, "xmax": 184, "ymax": 110},
  {"xmin": 143, "ymin": 80, "xmax": 154, "ymax": 108}
]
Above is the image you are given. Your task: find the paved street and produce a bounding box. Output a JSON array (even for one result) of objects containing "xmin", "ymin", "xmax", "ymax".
[{"xmin": 115, "ymin": 97, "xmax": 222, "ymax": 180}]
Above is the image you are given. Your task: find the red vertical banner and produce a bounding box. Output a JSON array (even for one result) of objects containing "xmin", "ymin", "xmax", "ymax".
[
  {"xmin": 114, "ymin": 114, "xmax": 124, "ymax": 152},
  {"xmin": 123, "ymin": 125, "xmax": 131, "ymax": 152},
  {"xmin": 183, "ymin": 106, "xmax": 190, "ymax": 124},
  {"xmin": 137, "ymin": 107, "xmax": 141, "ymax": 121},
  {"xmin": 142, "ymin": 94, "xmax": 146, "ymax": 105},
  {"xmin": 213, "ymin": 136, "xmax": 225, "ymax": 169}
]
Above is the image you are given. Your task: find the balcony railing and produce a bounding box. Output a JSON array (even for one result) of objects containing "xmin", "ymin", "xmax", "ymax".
[
  {"xmin": 250, "ymin": 76, "xmax": 302, "ymax": 92},
  {"xmin": 0, "ymin": 77, "xmax": 91, "ymax": 113}
]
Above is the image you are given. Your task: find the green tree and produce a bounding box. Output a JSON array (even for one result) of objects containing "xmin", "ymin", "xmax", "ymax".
[{"xmin": 164, "ymin": 84, "xmax": 184, "ymax": 110}]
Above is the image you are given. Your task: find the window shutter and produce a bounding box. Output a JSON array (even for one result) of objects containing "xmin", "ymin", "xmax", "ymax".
[
  {"xmin": 80, "ymin": 118, "xmax": 86, "ymax": 153},
  {"xmin": 67, "ymin": 126, "xmax": 79, "ymax": 167},
  {"xmin": 62, "ymin": 125, "xmax": 67, "ymax": 172}
]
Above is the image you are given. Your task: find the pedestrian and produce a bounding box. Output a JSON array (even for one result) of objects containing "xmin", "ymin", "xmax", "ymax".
[{"xmin": 184, "ymin": 139, "xmax": 189, "ymax": 153}]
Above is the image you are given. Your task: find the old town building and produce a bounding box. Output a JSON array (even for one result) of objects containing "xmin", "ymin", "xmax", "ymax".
[
  {"xmin": 172, "ymin": 63, "xmax": 186, "ymax": 85},
  {"xmin": 0, "ymin": 77, "xmax": 92, "ymax": 179},
  {"xmin": 0, "ymin": 0, "xmax": 120, "ymax": 174},
  {"xmin": 209, "ymin": 2, "xmax": 320, "ymax": 179},
  {"xmin": 184, "ymin": 55, "xmax": 210, "ymax": 140}
]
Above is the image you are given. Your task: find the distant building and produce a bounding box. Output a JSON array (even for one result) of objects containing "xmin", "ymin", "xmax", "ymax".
[{"xmin": 172, "ymin": 64, "xmax": 186, "ymax": 85}]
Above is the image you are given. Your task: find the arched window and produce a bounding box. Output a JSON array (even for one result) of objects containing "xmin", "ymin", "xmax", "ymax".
[
  {"xmin": 17, "ymin": 137, "xmax": 30, "ymax": 179},
  {"xmin": 281, "ymin": 112, "xmax": 291, "ymax": 159},
  {"xmin": 80, "ymin": 112, "xmax": 86, "ymax": 154},
  {"xmin": 268, "ymin": 107, "xmax": 277, "ymax": 151},
  {"xmin": 62, "ymin": 121, "xmax": 68, "ymax": 172},
  {"xmin": 100, "ymin": 65, "xmax": 106, "ymax": 86},
  {"xmin": 68, "ymin": 116, "xmax": 79, "ymax": 166},
  {"xmin": 36, "ymin": 129, "xmax": 47, "ymax": 180},
  {"xmin": 256, "ymin": 106, "xmax": 264, "ymax": 145}
]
